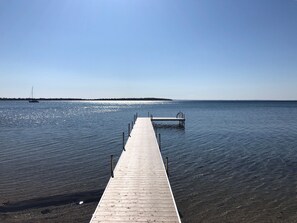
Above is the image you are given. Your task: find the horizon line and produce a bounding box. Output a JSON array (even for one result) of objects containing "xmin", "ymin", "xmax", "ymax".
[{"xmin": 1, "ymin": 97, "xmax": 297, "ymax": 102}]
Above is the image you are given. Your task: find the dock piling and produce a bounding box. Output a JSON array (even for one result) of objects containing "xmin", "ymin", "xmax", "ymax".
[
  {"xmin": 122, "ymin": 132, "xmax": 125, "ymax": 151},
  {"xmin": 128, "ymin": 123, "xmax": 131, "ymax": 136},
  {"xmin": 166, "ymin": 157, "xmax": 169, "ymax": 176},
  {"xmin": 158, "ymin": 133, "xmax": 161, "ymax": 151},
  {"xmin": 110, "ymin": 155, "xmax": 114, "ymax": 178}
]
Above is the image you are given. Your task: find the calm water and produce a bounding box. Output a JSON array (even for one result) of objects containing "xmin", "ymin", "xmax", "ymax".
[{"xmin": 1, "ymin": 100, "xmax": 297, "ymax": 222}]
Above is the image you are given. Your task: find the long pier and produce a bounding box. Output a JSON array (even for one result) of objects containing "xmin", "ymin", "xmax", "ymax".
[{"xmin": 90, "ymin": 117, "xmax": 182, "ymax": 223}]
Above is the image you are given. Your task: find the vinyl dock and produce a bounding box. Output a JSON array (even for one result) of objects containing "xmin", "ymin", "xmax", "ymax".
[
  {"xmin": 151, "ymin": 117, "xmax": 185, "ymax": 122},
  {"xmin": 89, "ymin": 117, "xmax": 182, "ymax": 223},
  {"xmin": 151, "ymin": 112, "xmax": 185, "ymax": 127}
]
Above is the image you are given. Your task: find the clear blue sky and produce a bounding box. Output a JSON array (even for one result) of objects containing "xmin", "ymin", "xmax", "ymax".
[{"xmin": 0, "ymin": 0, "xmax": 296, "ymax": 99}]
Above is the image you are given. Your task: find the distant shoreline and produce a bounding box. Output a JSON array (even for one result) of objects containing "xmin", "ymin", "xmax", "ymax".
[
  {"xmin": 0, "ymin": 97, "xmax": 172, "ymax": 101},
  {"xmin": 1, "ymin": 98, "xmax": 297, "ymax": 102}
]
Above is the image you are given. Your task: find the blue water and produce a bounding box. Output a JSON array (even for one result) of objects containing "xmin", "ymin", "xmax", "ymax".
[{"xmin": 1, "ymin": 100, "xmax": 297, "ymax": 222}]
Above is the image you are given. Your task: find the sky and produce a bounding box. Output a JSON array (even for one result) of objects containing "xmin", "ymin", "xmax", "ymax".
[{"xmin": 0, "ymin": 0, "xmax": 296, "ymax": 100}]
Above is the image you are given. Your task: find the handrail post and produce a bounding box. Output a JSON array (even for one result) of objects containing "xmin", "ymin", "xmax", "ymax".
[
  {"xmin": 110, "ymin": 155, "xmax": 114, "ymax": 178},
  {"xmin": 158, "ymin": 133, "xmax": 161, "ymax": 151},
  {"xmin": 122, "ymin": 132, "xmax": 125, "ymax": 151},
  {"xmin": 166, "ymin": 157, "xmax": 169, "ymax": 176},
  {"xmin": 128, "ymin": 123, "xmax": 130, "ymax": 136}
]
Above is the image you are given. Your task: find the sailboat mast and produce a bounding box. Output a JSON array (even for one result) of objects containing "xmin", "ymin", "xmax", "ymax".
[{"xmin": 29, "ymin": 86, "xmax": 39, "ymax": 103}]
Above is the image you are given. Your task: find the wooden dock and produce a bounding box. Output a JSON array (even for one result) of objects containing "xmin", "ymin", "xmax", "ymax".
[{"xmin": 90, "ymin": 117, "xmax": 181, "ymax": 223}]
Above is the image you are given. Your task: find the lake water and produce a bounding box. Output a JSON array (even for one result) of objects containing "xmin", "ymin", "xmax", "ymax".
[{"xmin": 1, "ymin": 100, "xmax": 297, "ymax": 223}]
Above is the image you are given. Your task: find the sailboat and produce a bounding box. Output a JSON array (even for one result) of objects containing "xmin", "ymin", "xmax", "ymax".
[{"xmin": 29, "ymin": 87, "xmax": 39, "ymax": 103}]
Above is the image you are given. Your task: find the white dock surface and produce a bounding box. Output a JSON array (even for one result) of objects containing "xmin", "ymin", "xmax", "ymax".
[
  {"xmin": 151, "ymin": 117, "xmax": 185, "ymax": 121},
  {"xmin": 90, "ymin": 117, "xmax": 181, "ymax": 223}
]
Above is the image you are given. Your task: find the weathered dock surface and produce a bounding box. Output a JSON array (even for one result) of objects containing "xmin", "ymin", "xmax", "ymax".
[{"xmin": 90, "ymin": 117, "xmax": 181, "ymax": 223}]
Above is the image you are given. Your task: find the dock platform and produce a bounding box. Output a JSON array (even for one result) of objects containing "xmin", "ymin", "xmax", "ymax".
[
  {"xmin": 151, "ymin": 112, "xmax": 185, "ymax": 127},
  {"xmin": 151, "ymin": 117, "xmax": 185, "ymax": 121},
  {"xmin": 89, "ymin": 117, "xmax": 181, "ymax": 223}
]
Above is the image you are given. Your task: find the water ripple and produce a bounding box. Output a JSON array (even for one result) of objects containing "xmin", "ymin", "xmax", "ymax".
[{"xmin": 1, "ymin": 101, "xmax": 297, "ymax": 222}]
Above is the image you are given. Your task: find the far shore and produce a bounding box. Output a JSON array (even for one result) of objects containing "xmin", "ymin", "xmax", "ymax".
[{"xmin": 0, "ymin": 97, "xmax": 172, "ymax": 101}]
